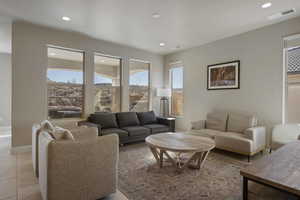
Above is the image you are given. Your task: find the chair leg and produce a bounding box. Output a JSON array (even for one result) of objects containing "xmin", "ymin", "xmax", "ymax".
[{"xmin": 247, "ymin": 155, "xmax": 250, "ymax": 162}]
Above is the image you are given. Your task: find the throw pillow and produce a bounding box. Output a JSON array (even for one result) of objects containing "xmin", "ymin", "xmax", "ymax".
[
  {"xmin": 89, "ymin": 113, "xmax": 118, "ymax": 129},
  {"xmin": 137, "ymin": 111, "xmax": 157, "ymax": 125},
  {"xmin": 116, "ymin": 112, "xmax": 140, "ymax": 127}
]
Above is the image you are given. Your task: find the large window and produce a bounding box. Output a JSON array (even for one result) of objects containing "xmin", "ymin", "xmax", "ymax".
[
  {"xmin": 129, "ymin": 60, "xmax": 150, "ymax": 112},
  {"xmin": 94, "ymin": 54, "xmax": 121, "ymax": 112},
  {"xmin": 47, "ymin": 47, "xmax": 84, "ymax": 119},
  {"xmin": 170, "ymin": 67, "xmax": 183, "ymax": 116}
]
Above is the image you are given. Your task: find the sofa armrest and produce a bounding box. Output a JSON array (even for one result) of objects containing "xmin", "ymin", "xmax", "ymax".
[
  {"xmin": 157, "ymin": 117, "xmax": 176, "ymax": 132},
  {"xmin": 39, "ymin": 133, "xmax": 119, "ymax": 200},
  {"xmin": 191, "ymin": 120, "xmax": 206, "ymax": 130},
  {"xmin": 244, "ymin": 126, "xmax": 266, "ymax": 151}
]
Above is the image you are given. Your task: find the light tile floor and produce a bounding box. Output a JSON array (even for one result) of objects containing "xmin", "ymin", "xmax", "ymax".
[{"xmin": 0, "ymin": 134, "xmax": 128, "ymax": 200}]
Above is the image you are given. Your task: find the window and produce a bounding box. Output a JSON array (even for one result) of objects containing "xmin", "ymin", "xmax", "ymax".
[
  {"xmin": 129, "ymin": 60, "xmax": 150, "ymax": 112},
  {"xmin": 94, "ymin": 54, "xmax": 121, "ymax": 112},
  {"xmin": 47, "ymin": 47, "xmax": 84, "ymax": 119},
  {"xmin": 170, "ymin": 67, "xmax": 183, "ymax": 116}
]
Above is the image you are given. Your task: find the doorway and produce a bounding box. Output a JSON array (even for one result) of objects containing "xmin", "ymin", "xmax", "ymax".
[{"xmin": 283, "ymin": 34, "xmax": 300, "ymax": 124}]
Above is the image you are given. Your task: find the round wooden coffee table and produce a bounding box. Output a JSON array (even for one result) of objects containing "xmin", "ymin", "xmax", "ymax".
[{"xmin": 146, "ymin": 132, "xmax": 215, "ymax": 172}]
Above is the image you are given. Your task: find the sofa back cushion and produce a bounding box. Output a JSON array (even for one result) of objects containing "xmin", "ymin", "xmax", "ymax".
[
  {"xmin": 137, "ymin": 111, "xmax": 157, "ymax": 125},
  {"xmin": 227, "ymin": 113, "xmax": 257, "ymax": 133},
  {"xmin": 206, "ymin": 112, "xmax": 228, "ymax": 132},
  {"xmin": 116, "ymin": 112, "xmax": 140, "ymax": 127},
  {"xmin": 89, "ymin": 113, "xmax": 118, "ymax": 129}
]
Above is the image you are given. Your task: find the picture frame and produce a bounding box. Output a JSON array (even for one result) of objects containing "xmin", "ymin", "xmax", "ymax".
[{"xmin": 207, "ymin": 60, "xmax": 240, "ymax": 90}]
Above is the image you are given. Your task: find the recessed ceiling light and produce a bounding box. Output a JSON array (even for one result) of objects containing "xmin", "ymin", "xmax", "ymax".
[
  {"xmin": 152, "ymin": 13, "xmax": 161, "ymax": 18},
  {"xmin": 159, "ymin": 43, "xmax": 165, "ymax": 47},
  {"xmin": 62, "ymin": 16, "xmax": 71, "ymax": 21},
  {"xmin": 101, "ymin": 60, "xmax": 105, "ymax": 63},
  {"xmin": 262, "ymin": 2, "xmax": 272, "ymax": 9},
  {"xmin": 49, "ymin": 52, "xmax": 56, "ymax": 56}
]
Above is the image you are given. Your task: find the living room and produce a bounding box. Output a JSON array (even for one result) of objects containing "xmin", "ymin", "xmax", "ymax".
[{"xmin": 1, "ymin": 0, "xmax": 300, "ymax": 200}]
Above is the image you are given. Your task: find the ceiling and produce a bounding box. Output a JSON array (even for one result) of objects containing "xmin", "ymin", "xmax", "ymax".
[{"xmin": 0, "ymin": 0, "xmax": 300, "ymax": 55}]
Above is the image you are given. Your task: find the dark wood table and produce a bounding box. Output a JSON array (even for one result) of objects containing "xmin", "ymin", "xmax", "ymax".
[{"xmin": 240, "ymin": 141, "xmax": 300, "ymax": 200}]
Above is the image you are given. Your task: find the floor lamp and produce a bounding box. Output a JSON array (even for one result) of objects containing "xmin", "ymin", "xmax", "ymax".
[{"xmin": 157, "ymin": 88, "xmax": 171, "ymax": 117}]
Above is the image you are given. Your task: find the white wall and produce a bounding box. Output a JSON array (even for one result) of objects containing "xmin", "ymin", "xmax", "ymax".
[
  {"xmin": 12, "ymin": 21, "xmax": 164, "ymax": 147},
  {"xmin": 0, "ymin": 53, "xmax": 11, "ymax": 127},
  {"xmin": 164, "ymin": 17, "xmax": 300, "ymax": 142}
]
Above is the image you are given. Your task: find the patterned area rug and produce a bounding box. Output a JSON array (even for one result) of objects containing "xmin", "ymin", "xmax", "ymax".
[{"xmin": 118, "ymin": 143, "xmax": 297, "ymax": 200}]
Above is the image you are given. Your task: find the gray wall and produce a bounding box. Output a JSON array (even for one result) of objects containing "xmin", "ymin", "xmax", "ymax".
[
  {"xmin": 164, "ymin": 17, "xmax": 300, "ymax": 143},
  {"xmin": 12, "ymin": 21, "xmax": 164, "ymax": 147},
  {"xmin": 0, "ymin": 53, "xmax": 11, "ymax": 127}
]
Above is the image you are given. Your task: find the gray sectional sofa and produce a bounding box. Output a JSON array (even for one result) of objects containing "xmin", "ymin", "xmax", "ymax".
[{"xmin": 79, "ymin": 111, "xmax": 173, "ymax": 144}]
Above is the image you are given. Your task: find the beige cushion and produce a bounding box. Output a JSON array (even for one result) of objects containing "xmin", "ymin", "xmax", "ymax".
[
  {"xmin": 206, "ymin": 112, "xmax": 228, "ymax": 131},
  {"xmin": 188, "ymin": 129, "xmax": 225, "ymax": 139},
  {"xmin": 48, "ymin": 127, "xmax": 75, "ymax": 141},
  {"xmin": 215, "ymin": 134, "xmax": 253, "ymax": 154},
  {"xmin": 51, "ymin": 119, "xmax": 79, "ymax": 131},
  {"xmin": 40, "ymin": 120, "xmax": 55, "ymax": 132},
  {"xmin": 227, "ymin": 113, "xmax": 257, "ymax": 133}
]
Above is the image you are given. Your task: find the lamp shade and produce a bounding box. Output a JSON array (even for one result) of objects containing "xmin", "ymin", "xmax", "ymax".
[{"xmin": 157, "ymin": 88, "xmax": 171, "ymax": 97}]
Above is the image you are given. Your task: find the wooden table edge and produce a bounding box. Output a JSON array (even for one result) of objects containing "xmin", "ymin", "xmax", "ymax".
[{"xmin": 240, "ymin": 170, "xmax": 300, "ymax": 196}]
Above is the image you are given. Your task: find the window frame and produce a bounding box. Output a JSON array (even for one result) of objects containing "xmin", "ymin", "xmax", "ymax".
[
  {"xmin": 129, "ymin": 58, "xmax": 151, "ymax": 112},
  {"xmin": 93, "ymin": 53, "xmax": 123, "ymax": 113},
  {"xmin": 46, "ymin": 45, "xmax": 85, "ymax": 119},
  {"xmin": 169, "ymin": 65, "xmax": 184, "ymax": 117}
]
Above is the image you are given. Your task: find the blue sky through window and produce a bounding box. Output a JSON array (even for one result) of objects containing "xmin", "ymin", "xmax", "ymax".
[
  {"xmin": 47, "ymin": 70, "xmax": 83, "ymax": 84},
  {"xmin": 171, "ymin": 67, "xmax": 183, "ymax": 89},
  {"xmin": 130, "ymin": 71, "xmax": 149, "ymax": 86}
]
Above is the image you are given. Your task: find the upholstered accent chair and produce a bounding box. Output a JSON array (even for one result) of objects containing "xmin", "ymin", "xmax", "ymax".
[
  {"xmin": 32, "ymin": 120, "xmax": 98, "ymax": 177},
  {"xmin": 189, "ymin": 111, "xmax": 266, "ymax": 161},
  {"xmin": 271, "ymin": 124, "xmax": 300, "ymax": 151},
  {"xmin": 38, "ymin": 130, "xmax": 118, "ymax": 200}
]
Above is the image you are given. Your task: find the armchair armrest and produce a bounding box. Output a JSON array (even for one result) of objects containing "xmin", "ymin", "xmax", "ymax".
[
  {"xmin": 244, "ymin": 126, "xmax": 266, "ymax": 151},
  {"xmin": 191, "ymin": 120, "xmax": 206, "ymax": 130},
  {"xmin": 157, "ymin": 117, "xmax": 176, "ymax": 132},
  {"xmin": 78, "ymin": 121, "xmax": 102, "ymax": 136}
]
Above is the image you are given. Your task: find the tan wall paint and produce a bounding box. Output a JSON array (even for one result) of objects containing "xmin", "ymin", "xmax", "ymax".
[
  {"xmin": 0, "ymin": 53, "xmax": 11, "ymax": 127},
  {"xmin": 12, "ymin": 21, "xmax": 164, "ymax": 147},
  {"xmin": 164, "ymin": 17, "xmax": 300, "ymax": 143}
]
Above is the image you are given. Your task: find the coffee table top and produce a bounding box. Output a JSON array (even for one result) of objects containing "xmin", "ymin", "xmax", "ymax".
[{"xmin": 145, "ymin": 132, "xmax": 215, "ymax": 153}]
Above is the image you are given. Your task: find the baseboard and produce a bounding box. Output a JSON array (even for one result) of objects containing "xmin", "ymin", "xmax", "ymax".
[{"xmin": 10, "ymin": 145, "xmax": 32, "ymax": 154}]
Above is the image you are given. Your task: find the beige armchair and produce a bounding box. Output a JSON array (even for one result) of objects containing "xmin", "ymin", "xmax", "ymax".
[
  {"xmin": 32, "ymin": 120, "xmax": 98, "ymax": 177},
  {"xmin": 38, "ymin": 131, "xmax": 119, "ymax": 200},
  {"xmin": 271, "ymin": 124, "xmax": 300, "ymax": 151}
]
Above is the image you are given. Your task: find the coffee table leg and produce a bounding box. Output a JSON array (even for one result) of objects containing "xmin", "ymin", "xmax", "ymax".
[
  {"xmin": 159, "ymin": 150, "xmax": 164, "ymax": 168},
  {"xmin": 243, "ymin": 176, "xmax": 248, "ymax": 200},
  {"xmin": 149, "ymin": 147, "xmax": 160, "ymax": 166}
]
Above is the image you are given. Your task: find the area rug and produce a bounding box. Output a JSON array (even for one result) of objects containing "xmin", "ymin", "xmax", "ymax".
[{"xmin": 118, "ymin": 143, "xmax": 297, "ymax": 200}]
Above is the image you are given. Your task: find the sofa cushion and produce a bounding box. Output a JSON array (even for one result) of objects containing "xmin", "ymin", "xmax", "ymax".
[
  {"xmin": 121, "ymin": 126, "xmax": 151, "ymax": 136},
  {"xmin": 206, "ymin": 112, "xmax": 228, "ymax": 132},
  {"xmin": 89, "ymin": 113, "xmax": 118, "ymax": 129},
  {"xmin": 188, "ymin": 129, "xmax": 225, "ymax": 139},
  {"xmin": 227, "ymin": 113, "xmax": 257, "ymax": 133},
  {"xmin": 144, "ymin": 124, "xmax": 169, "ymax": 134},
  {"xmin": 137, "ymin": 111, "xmax": 157, "ymax": 125},
  {"xmin": 116, "ymin": 112, "xmax": 140, "ymax": 127},
  {"xmin": 215, "ymin": 134, "xmax": 253, "ymax": 154},
  {"xmin": 101, "ymin": 128, "xmax": 129, "ymax": 137}
]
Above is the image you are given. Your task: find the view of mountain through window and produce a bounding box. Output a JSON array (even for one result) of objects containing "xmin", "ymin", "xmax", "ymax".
[
  {"xmin": 47, "ymin": 47, "xmax": 84, "ymax": 119},
  {"xmin": 94, "ymin": 54, "xmax": 121, "ymax": 113},
  {"xmin": 129, "ymin": 60, "xmax": 150, "ymax": 112},
  {"xmin": 170, "ymin": 67, "xmax": 183, "ymax": 116}
]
